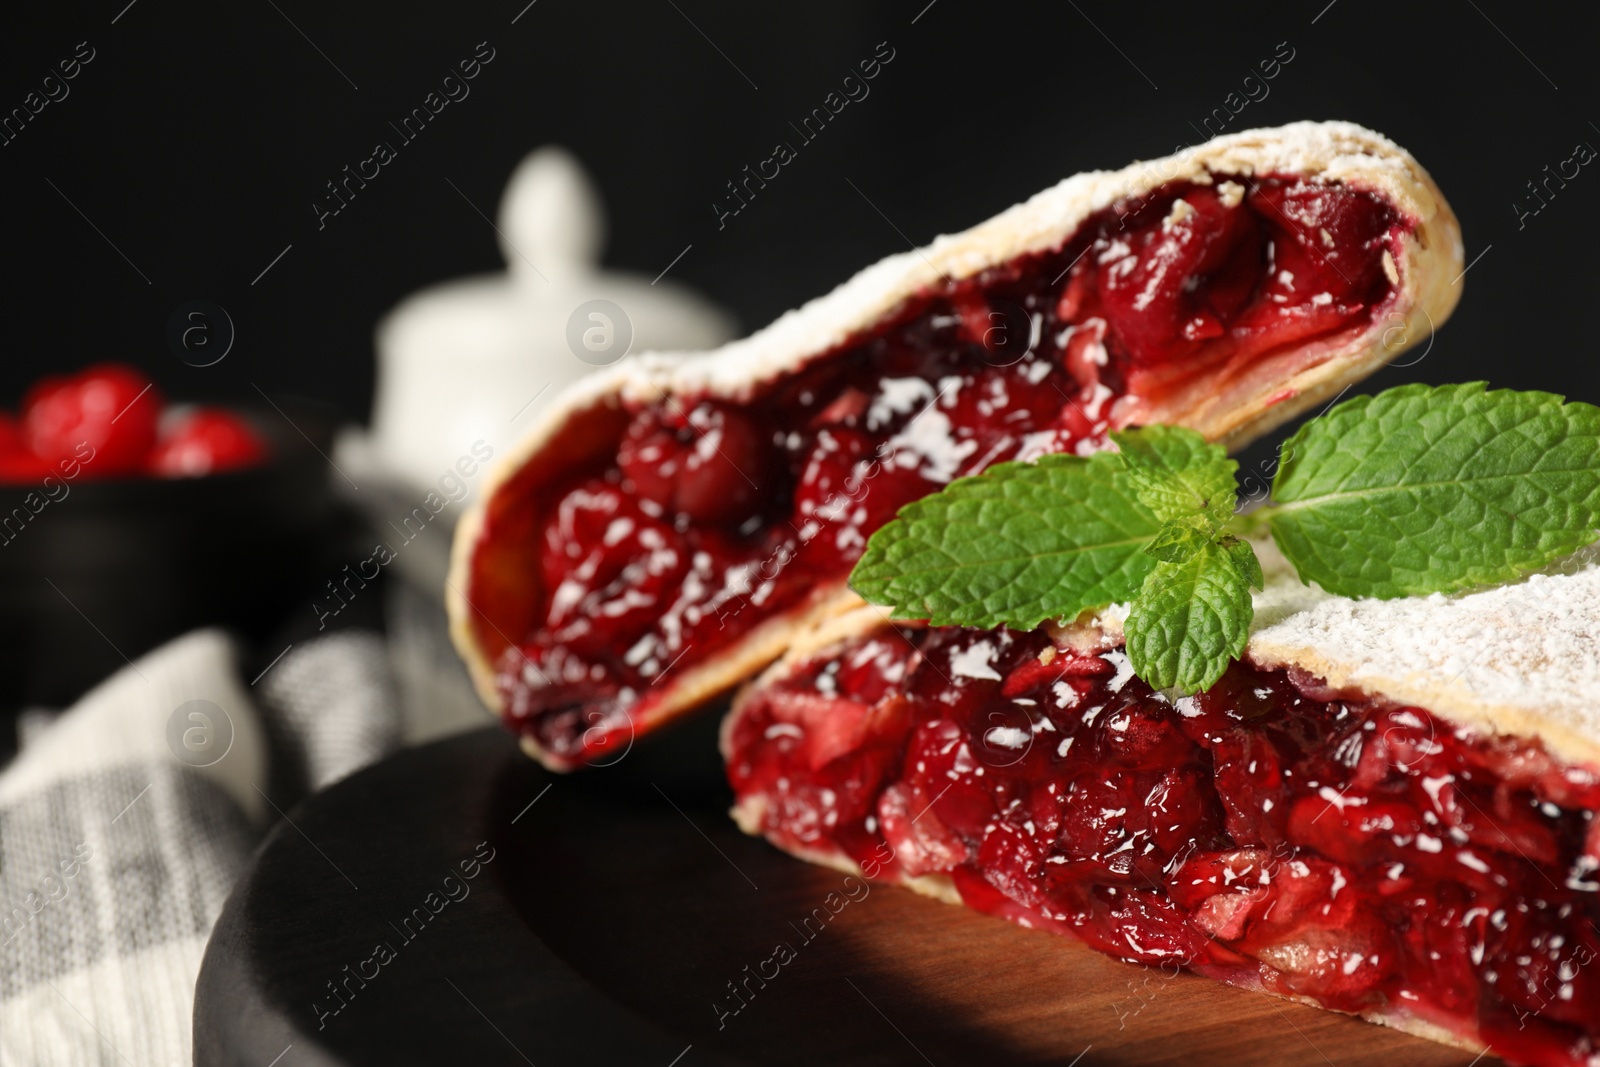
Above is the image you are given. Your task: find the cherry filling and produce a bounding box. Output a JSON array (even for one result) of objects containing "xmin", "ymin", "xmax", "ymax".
[
  {"xmin": 485, "ymin": 176, "xmax": 1408, "ymax": 764},
  {"xmin": 726, "ymin": 627, "xmax": 1600, "ymax": 1067}
]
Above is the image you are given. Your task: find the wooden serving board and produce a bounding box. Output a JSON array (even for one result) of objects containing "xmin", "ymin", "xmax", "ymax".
[{"xmin": 195, "ymin": 725, "xmax": 1494, "ymax": 1066}]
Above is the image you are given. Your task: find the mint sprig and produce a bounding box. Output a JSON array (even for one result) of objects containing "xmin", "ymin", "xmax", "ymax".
[
  {"xmin": 1115, "ymin": 426, "xmax": 1258, "ymax": 690},
  {"xmin": 849, "ymin": 383, "xmax": 1600, "ymax": 695},
  {"xmin": 1126, "ymin": 540, "xmax": 1257, "ymax": 693},
  {"xmin": 848, "ymin": 452, "xmax": 1161, "ymax": 631},
  {"xmin": 1115, "ymin": 424, "xmax": 1238, "ymax": 528}
]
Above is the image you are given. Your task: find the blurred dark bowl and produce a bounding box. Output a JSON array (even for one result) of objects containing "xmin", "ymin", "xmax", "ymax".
[{"xmin": 0, "ymin": 403, "xmax": 338, "ymax": 710}]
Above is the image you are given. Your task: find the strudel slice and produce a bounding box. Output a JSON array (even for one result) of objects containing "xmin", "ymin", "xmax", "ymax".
[
  {"xmin": 724, "ymin": 545, "xmax": 1600, "ymax": 1066},
  {"xmin": 450, "ymin": 122, "xmax": 1462, "ymax": 770}
]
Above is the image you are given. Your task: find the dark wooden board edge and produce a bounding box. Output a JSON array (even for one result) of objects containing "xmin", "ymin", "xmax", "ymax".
[{"xmin": 193, "ymin": 726, "xmax": 739, "ymax": 1067}]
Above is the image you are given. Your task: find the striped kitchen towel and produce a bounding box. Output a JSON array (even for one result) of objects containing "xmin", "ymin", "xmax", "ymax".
[{"xmin": 0, "ymin": 628, "xmax": 401, "ymax": 1067}]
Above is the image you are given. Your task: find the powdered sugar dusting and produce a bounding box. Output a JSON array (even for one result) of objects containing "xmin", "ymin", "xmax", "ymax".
[
  {"xmin": 1079, "ymin": 537, "xmax": 1600, "ymax": 766},
  {"xmin": 1248, "ymin": 553, "xmax": 1600, "ymax": 767},
  {"xmin": 950, "ymin": 639, "xmax": 1003, "ymax": 681}
]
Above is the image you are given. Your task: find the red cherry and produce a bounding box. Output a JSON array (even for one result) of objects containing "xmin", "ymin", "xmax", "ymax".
[
  {"xmin": 1097, "ymin": 187, "xmax": 1262, "ymax": 364},
  {"xmin": 536, "ymin": 479, "xmax": 689, "ymax": 656},
  {"xmin": 617, "ymin": 402, "xmax": 769, "ymax": 526},
  {"xmin": 149, "ymin": 409, "xmax": 269, "ymax": 478},
  {"xmin": 1248, "ymin": 182, "xmax": 1392, "ymax": 302},
  {"xmin": 0, "ymin": 414, "xmax": 51, "ymax": 483},
  {"xmin": 0, "ymin": 413, "xmax": 30, "ymax": 456},
  {"xmin": 615, "ymin": 411, "xmax": 679, "ymax": 507},
  {"xmin": 0, "ymin": 453, "xmax": 53, "ymax": 483},
  {"xmin": 878, "ymin": 780, "xmax": 969, "ymax": 876},
  {"xmin": 20, "ymin": 375, "xmax": 67, "ymax": 415},
  {"xmin": 793, "ymin": 427, "xmax": 872, "ymax": 520},
  {"xmin": 24, "ymin": 364, "xmax": 162, "ymax": 477},
  {"xmin": 675, "ymin": 405, "xmax": 769, "ymax": 524}
]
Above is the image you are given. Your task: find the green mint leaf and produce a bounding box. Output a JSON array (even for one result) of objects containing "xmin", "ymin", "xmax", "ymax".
[
  {"xmin": 850, "ymin": 453, "xmax": 1161, "ymax": 629},
  {"xmin": 1124, "ymin": 540, "xmax": 1255, "ymax": 694},
  {"xmin": 1220, "ymin": 535, "xmax": 1264, "ymax": 590},
  {"xmin": 1270, "ymin": 383, "xmax": 1600, "ymax": 598},
  {"xmin": 1144, "ymin": 518, "xmax": 1213, "ymax": 563},
  {"xmin": 1112, "ymin": 425, "xmax": 1238, "ymax": 528}
]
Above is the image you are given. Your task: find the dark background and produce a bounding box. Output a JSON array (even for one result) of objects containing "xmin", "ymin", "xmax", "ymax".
[{"xmin": 1, "ymin": 0, "xmax": 1597, "ymax": 427}]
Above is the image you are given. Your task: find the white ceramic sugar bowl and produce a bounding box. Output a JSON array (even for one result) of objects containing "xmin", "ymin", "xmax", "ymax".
[{"xmin": 369, "ymin": 147, "xmax": 735, "ymax": 493}]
